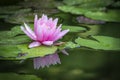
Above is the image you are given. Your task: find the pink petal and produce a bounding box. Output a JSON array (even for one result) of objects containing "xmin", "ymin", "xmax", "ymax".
[
  {"xmin": 21, "ymin": 26, "xmax": 36, "ymax": 40},
  {"xmin": 24, "ymin": 23, "xmax": 37, "ymax": 39},
  {"xmin": 41, "ymin": 14, "xmax": 48, "ymax": 23},
  {"xmin": 41, "ymin": 26, "xmax": 49, "ymax": 41},
  {"xmin": 35, "ymin": 24, "xmax": 45, "ymax": 41},
  {"xmin": 47, "ymin": 24, "xmax": 62, "ymax": 41},
  {"xmin": 29, "ymin": 41, "xmax": 41, "ymax": 48},
  {"xmin": 42, "ymin": 41, "xmax": 53, "ymax": 46},
  {"xmin": 53, "ymin": 18, "xmax": 58, "ymax": 27},
  {"xmin": 33, "ymin": 53, "xmax": 61, "ymax": 69},
  {"xmin": 34, "ymin": 15, "xmax": 38, "ymax": 32},
  {"xmin": 54, "ymin": 29, "xmax": 69, "ymax": 41},
  {"xmin": 37, "ymin": 14, "xmax": 48, "ymax": 26},
  {"xmin": 46, "ymin": 27, "xmax": 56, "ymax": 41},
  {"xmin": 47, "ymin": 18, "xmax": 53, "ymax": 28}
]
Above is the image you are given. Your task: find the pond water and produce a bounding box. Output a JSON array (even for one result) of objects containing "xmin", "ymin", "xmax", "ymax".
[{"xmin": 0, "ymin": 0, "xmax": 120, "ymax": 80}]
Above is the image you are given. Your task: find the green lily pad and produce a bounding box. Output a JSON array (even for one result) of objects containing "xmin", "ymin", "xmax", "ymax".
[
  {"xmin": 0, "ymin": 44, "xmax": 58, "ymax": 60},
  {"xmin": 0, "ymin": 35, "xmax": 31, "ymax": 45},
  {"xmin": 79, "ymin": 23, "xmax": 120, "ymax": 38},
  {"xmin": 65, "ymin": 41, "xmax": 80, "ymax": 48},
  {"xmin": 85, "ymin": 10, "xmax": 120, "ymax": 22},
  {"xmin": 16, "ymin": 44, "xmax": 58, "ymax": 59},
  {"xmin": 58, "ymin": 5, "xmax": 104, "ymax": 15},
  {"xmin": 75, "ymin": 36, "xmax": 120, "ymax": 50},
  {"xmin": 0, "ymin": 25, "xmax": 31, "ymax": 45},
  {"xmin": 0, "ymin": 73, "xmax": 42, "ymax": 80},
  {"xmin": 0, "ymin": 31, "xmax": 12, "ymax": 39},
  {"xmin": 0, "ymin": 26, "xmax": 24, "ymax": 39},
  {"xmin": 0, "ymin": 45, "xmax": 21, "ymax": 58},
  {"xmin": 58, "ymin": 5, "xmax": 120, "ymax": 22},
  {"xmin": 62, "ymin": 25, "xmax": 86, "ymax": 32},
  {"xmin": 63, "ymin": 0, "xmax": 113, "ymax": 7},
  {"xmin": 58, "ymin": 6, "xmax": 91, "ymax": 15}
]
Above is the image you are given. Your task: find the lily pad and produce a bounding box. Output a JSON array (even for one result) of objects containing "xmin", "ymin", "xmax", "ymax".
[
  {"xmin": 0, "ymin": 26, "xmax": 24, "ymax": 39},
  {"xmin": 65, "ymin": 41, "xmax": 80, "ymax": 48},
  {"xmin": 58, "ymin": 5, "xmax": 120, "ymax": 22},
  {"xmin": 63, "ymin": 0, "xmax": 113, "ymax": 7},
  {"xmin": 62, "ymin": 25, "xmax": 86, "ymax": 32},
  {"xmin": 75, "ymin": 36, "xmax": 120, "ymax": 50},
  {"xmin": 85, "ymin": 10, "xmax": 120, "ymax": 22},
  {"xmin": 0, "ymin": 45, "xmax": 21, "ymax": 58},
  {"xmin": 58, "ymin": 6, "xmax": 91, "ymax": 15},
  {"xmin": 0, "ymin": 44, "xmax": 58, "ymax": 60},
  {"xmin": 0, "ymin": 31, "xmax": 12, "ymax": 39},
  {"xmin": 0, "ymin": 35, "xmax": 31, "ymax": 45},
  {"xmin": 16, "ymin": 44, "xmax": 58, "ymax": 59}
]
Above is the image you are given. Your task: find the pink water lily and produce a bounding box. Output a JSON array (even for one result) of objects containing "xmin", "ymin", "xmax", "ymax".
[
  {"xmin": 21, "ymin": 14, "xmax": 69, "ymax": 48},
  {"xmin": 21, "ymin": 14, "xmax": 69, "ymax": 69}
]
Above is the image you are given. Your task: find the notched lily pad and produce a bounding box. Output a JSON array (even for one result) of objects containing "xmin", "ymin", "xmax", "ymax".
[
  {"xmin": 0, "ymin": 44, "xmax": 58, "ymax": 60},
  {"xmin": 65, "ymin": 41, "xmax": 80, "ymax": 48},
  {"xmin": 58, "ymin": 5, "xmax": 120, "ymax": 22},
  {"xmin": 16, "ymin": 44, "xmax": 58, "ymax": 59},
  {"xmin": 75, "ymin": 36, "xmax": 120, "ymax": 51}
]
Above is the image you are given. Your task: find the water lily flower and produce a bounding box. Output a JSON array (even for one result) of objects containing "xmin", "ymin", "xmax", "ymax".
[{"xmin": 21, "ymin": 14, "xmax": 69, "ymax": 69}]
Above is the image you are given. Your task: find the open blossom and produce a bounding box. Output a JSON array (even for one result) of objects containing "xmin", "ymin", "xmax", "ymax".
[
  {"xmin": 21, "ymin": 14, "xmax": 69, "ymax": 48},
  {"xmin": 21, "ymin": 14, "xmax": 69, "ymax": 69}
]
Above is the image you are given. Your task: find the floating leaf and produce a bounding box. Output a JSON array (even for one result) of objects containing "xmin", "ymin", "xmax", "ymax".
[
  {"xmin": 58, "ymin": 5, "xmax": 120, "ymax": 22},
  {"xmin": 62, "ymin": 25, "xmax": 86, "ymax": 32},
  {"xmin": 11, "ymin": 26, "xmax": 24, "ymax": 35},
  {"xmin": 58, "ymin": 5, "xmax": 105, "ymax": 15},
  {"xmin": 0, "ymin": 73, "xmax": 42, "ymax": 80},
  {"xmin": 0, "ymin": 26, "xmax": 24, "ymax": 39},
  {"xmin": 58, "ymin": 41, "xmax": 79, "ymax": 50},
  {"xmin": 85, "ymin": 10, "xmax": 120, "ymax": 22},
  {"xmin": 79, "ymin": 25, "xmax": 100, "ymax": 38},
  {"xmin": 79, "ymin": 23, "xmax": 120, "ymax": 38},
  {"xmin": 0, "ymin": 45, "xmax": 21, "ymax": 58},
  {"xmin": 58, "ymin": 6, "xmax": 91, "ymax": 15},
  {"xmin": 75, "ymin": 36, "xmax": 120, "ymax": 50},
  {"xmin": 0, "ymin": 35, "xmax": 31, "ymax": 45},
  {"xmin": 0, "ymin": 44, "xmax": 58, "ymax": 60},
  {"xmin": 16, "ymin": 44, "xmax": 58, "ymax": 59},
  {"xmin": 0, "ymin": 25, "xmax": 31, "ymax": 45},
  {"xmin": 0, "ymin": 31, "xmax": 12, "ymax": 39},
  {"xmin": 65, "ymin": 42, "xmax": 80, "ymax": 48},
  {"xmin": 63, "ymin": 0, "xmax": 113, "ymax": 7}
]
